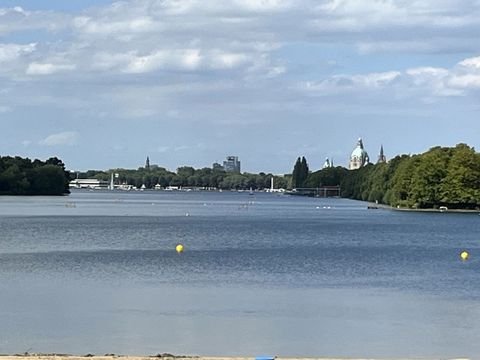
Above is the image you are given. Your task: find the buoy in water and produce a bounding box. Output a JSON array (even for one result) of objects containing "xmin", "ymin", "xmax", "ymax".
[
  {"xmin": 176, "ymin": 244, "xmax": 184, "ymax": 253},
  {"xmin": 460, "ymin": 251, "xmax": 469, "ymax": 261}
]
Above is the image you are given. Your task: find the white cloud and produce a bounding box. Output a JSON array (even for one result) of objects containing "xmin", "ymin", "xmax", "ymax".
[
  {"xmin": 0, "ymin": 0, "xmax": 479, "ymax": 83},
  {"xmin": 123, "ymin": 49, "xmax": 202, "ymax": 73},
  {"xmin": 213, "ymin": 52, "xmax": 249, "ymax": 69},
  {"xmin": 266, "ymin": 66, "xmax": 286, "ymax": 77},
  {"xmin": 357, "ymin": 41, "xmax": 436, "ymax": 54},
  {"xmin": 314, "ymin": 0, "xmax": 476, "ymax": 30},
  {"xmin": 73, "ymin": 16, "xmax": 159, "ymax": 36},
  {"xmin": 406, "ymin": 67, "xmax": 461, "ymax": 96},
  {"xmin": 458, "ymin": 56, "xmax": 480, "ymax": 69},
  {"xmin": 318, "ymin": 0, "xmax": 404, "ymax": 20},
  {"xmin": 0, "ymin": 43, "xmax": 36, "ymax": 63},
  {"xmin": 166, "ymin": 110, "xmax": 180, "ymax": 118},
  {"xmin": 354, "ymin": 71, "xmax": 401, "ymax": 87},
  {"xmin": 92, "ymin": 51, "xmax": 132, "ymax": 71},
  {"xmin": 233, "ymin": 0, "xmax": 293, "ymax": 12},
  {"xmin": 39, "ymin": 131, "xmax": 78, "ymax": 146},
  {"xmin": 157, "ymin": 146, "xmax": 170, "ymax": 153},
  {"xmin": 127, "ymin": 49, "xmax": 203, "ymax": 73},
  {"xmin": 0, "ymin": 105, "xmax": 12, "ymax": 113},
  {"xmin": 1, "ymin": 1, "xmax": 480, "ymax": 128},
  {"xmin": 26, "ymin": 62, "xmax": 76, "ymax": 75},
  {"xmin": 301, "ymin": 54, "xmax": 480, "ymax": 99},
  {"xmin": 448, "ymin": 74, "xmax": 480, "ymax": 89},
  {"xmin": 0, "ymin": 6, "xmax": 26, "ymax": 16},
  {"xmin": 303, "ymin": 71, "xmax": 401, "ymax": 95},
  {"xmin": 174, "ymin": 145, "xmax": 189, "ymax": 152},
  {"xmin": 0, "ymin": 6, "xmax": 70, "ymax": 35},
  {"xmin": 92, "ymin": 48, "xmax": 257, "ymax": 74},
  {"xmin": 406, "ymin": 67, "xmax": 449, "ymax": 78},
  {"xmin": 158, "ymin": 0, "xmax": 198, "ymax": 15}
]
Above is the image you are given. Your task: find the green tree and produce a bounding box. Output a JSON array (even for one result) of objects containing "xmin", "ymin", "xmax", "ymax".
[
  {"xmin": 0, "ymin": 164, "xmax": 28, "ymax": 194},
  {"xmin": 300, "ymin": 157, "xmax": 309, "ymax": 187},
  {"xmin": 291, "ymin": 156, "xmax": 309, "ymax": 188},
  {"xmin": 28, "ymin": 165, "xmax": 67, "ymax": 195},
  {"xmin": 0, "ymin": 156, "xmax": 69, "ymax": 195},
  {"xmin": 292, "ymin": 157, "xmax": 301, "ymax": 188},
  {"xmin": 306, "ymin": 167, "xmax": 348, "ymax": 188},
  {"xmin": 440, "ymin": 144, "xmax": 480, "ymax": 208},
  {"xmin": 408, "ymin": 147, "xmax": 451, "ymax": 208}
]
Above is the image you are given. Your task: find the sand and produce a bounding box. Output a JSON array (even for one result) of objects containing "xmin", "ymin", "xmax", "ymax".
[{"xmin": 0, "ymin": 355, "xmax": 470, "ymax": 360}]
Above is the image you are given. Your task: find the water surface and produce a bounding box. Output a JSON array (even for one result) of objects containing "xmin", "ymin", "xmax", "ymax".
[{"xmin": 0, "ymin": 190, "xmax": 479, "ymax": 357}]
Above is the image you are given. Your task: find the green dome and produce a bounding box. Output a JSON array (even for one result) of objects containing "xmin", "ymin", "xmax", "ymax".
[{"xmin": 349, "ymin": 138, "xmax": 369, "ymax": 169}]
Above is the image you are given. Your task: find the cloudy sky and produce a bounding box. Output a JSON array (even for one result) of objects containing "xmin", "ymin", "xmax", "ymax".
[{"xmin": 1, "ymin": 0, "xmax": 479, "ymax": 173}]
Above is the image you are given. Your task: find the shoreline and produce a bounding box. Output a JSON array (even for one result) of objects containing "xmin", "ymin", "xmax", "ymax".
[
  {"xmin": 0, "ymin": 356, "xmax": 470, "ymax": 360},
  {"xmin": 0, "ymin": 353, "xmax": 470, "ymax": 360},
  {"xmin": 367, "ymin": 202, "xmax": 480, "ymax": 214}
]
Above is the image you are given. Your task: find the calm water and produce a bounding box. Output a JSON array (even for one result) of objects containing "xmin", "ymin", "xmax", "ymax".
[{"xmin": 0, "ymin": 190, "xmax": 479, "ymax": 358}]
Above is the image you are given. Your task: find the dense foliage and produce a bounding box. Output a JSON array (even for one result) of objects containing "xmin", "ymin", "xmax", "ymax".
[
  {"xmin": 0, "ymin": 156, "xmax": 70, "ymax": 195},
  {"xmin": 292, "ymin": 156, "xmax": 309, "ymax": 188},
  {"xmin": 74, "ymin": 165, "xmax": 290, "ymax": 191},
  {"xmin": 69, "ymin": 143, "xmax": 480, "ymax": 209},
  {"xmin": 305, "ymin": 166, "xmax": 348, "ymax": 188},
  {"xmin": 305, "ymin": 144, "xmax": 480, "ymax": 209}
]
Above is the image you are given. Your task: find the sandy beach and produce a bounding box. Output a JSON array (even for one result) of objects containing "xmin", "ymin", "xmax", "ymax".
[{"xmin": 0, "ymin": 355, "xmax": 470, "ymax": 360}]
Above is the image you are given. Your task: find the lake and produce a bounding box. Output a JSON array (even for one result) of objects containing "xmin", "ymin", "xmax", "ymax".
[{"xmin": 0, "ymin": 190, "xmax": 479, "ymax": 358}]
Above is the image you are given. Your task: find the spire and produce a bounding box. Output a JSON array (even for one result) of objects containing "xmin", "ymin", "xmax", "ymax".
[
  {"xmin": 377, "ymin": 145, "xmax": 386, "ymax": 164},
  {"xmin": 358, "ymin": 138, "xmax": 364, "ymax": 149},
  {"xmin": 145, "ymin": 156, "xmax": 150, "ymax": 170},
  {"xmin": 323, "ymin": 157, "xmax": 331, "ymax": 169}
]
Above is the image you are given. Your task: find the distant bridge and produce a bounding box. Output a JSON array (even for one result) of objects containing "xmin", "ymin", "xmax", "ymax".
[{"xmin": 289, "ymin": 186, "xmax": 341, "ymax": 197}]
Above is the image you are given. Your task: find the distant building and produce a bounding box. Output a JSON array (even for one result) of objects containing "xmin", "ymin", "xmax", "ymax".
[
  {"xmin": 377, "ymin": 145, "xmax": 387, "ymax": 164},
  {"xmin": 212, "ymin": 162, "xmax": 223, "ymax": 171},
  {"xmin": 223, "ymin": 156, "xmax": 241, "ymax": 173},
  {"xmin": 323, "ymin": 157, "xmax": 333, "ymax": 169},
  {"xmin": 349, "ymin": 138, "xmax": 370, "ymax": 170},
  {"xmin": 69, "ymin": 178, "xmax": 109, "ymax": 189}
]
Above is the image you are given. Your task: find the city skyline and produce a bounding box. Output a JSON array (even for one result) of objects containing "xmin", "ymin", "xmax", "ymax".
[{"xmin": 1, "ymin": 1, "xmax": 479, "ymax": 173}]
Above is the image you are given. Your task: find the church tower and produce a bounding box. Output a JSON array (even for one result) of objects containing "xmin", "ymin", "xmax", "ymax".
[{"xmin": 377, "ymin": 145, "xmax": 386, "ymax": 164}]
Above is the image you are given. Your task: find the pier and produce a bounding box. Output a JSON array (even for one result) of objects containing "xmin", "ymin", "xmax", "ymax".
[{"xmin": 289, "ymin": 186, "xmax": 341, "ymax": 197}]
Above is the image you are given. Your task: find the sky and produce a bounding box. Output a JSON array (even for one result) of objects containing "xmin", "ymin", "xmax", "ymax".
[{"xmin": 1, "ymin": 0, "xmax": 479, "ymax": 174}]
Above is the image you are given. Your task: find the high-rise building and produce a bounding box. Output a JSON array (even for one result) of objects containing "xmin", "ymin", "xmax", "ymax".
[{"xmin": 223, "ymin": 156, "xmax": 241, "ymax": 173}]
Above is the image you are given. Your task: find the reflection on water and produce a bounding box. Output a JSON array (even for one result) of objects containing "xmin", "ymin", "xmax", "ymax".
[{"xmin": 0, "ymin": 190, "xmax": 479, "ymax": 357}]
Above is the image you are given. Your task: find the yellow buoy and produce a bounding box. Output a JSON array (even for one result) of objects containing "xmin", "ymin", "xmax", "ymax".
[
  {"xmin": 176, "ymin": 244, "xmax": 184, "ymax": 253},
  {"xmin": 460, "ymin": 251, "xmax": 469, "ymax": 261}
]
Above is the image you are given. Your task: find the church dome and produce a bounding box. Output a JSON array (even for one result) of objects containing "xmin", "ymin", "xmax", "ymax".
[
  {"xmin": 349, "ymin": 138, "xmax": 369, "ymax": 170},
  {"xmin": 351, "ymin": 146, "xmax": 366, "ymax": 159}
]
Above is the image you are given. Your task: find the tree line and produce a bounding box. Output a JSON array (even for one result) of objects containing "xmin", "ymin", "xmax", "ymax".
[
  {"xmin": 0, "ymin": 156, "xmax": 70, "ymax": 195},
  {"xmin": 304, "ymin": 143, "xmax": 480, "ymax": 209},
  {"xmin": 74, "ymin": 165, "xmax": 290, "ymax": 191},
  {"xmin": 3, "ymin": 143, "xmax": 477, "ymax": 207}
]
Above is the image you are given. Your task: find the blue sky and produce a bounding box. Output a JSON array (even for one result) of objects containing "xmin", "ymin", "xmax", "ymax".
[{"xmin": 1, "ymin": 0, "xmax": 479, "ymax": 173}]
